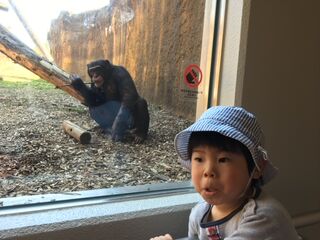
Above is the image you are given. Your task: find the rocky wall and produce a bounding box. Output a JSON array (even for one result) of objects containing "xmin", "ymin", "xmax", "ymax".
[{"xmin": 48, "ymin": 0, "xmax": 205, "ymax": 120}]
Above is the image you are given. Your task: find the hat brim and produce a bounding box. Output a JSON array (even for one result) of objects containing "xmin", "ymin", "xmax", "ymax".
[{"xmin": 174, "ymin": 118, "xmax": 255, "ymax": 161}]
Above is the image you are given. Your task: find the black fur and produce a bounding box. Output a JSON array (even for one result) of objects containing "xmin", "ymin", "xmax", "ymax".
[{"xmin": 71, "ymin": 59, "xmax": 149, "ymax": 143}]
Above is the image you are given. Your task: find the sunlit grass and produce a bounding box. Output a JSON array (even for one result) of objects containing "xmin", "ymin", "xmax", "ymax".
[
  {"xmin": 0, "ymin": 56, "xmax": 54, "ymax": 90},
  {"xmin": 0, "ymin": 78, "xmax": 54, "ymax": 90}
]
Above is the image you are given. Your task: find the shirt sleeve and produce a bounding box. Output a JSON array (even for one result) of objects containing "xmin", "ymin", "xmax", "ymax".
[
  {"xmin": 188, "ymin": 212, "xmax": 199, "ymax": 239},
  {"xmin": 188, "ymin": 202, "xmax": 207, "ymax": 240}
]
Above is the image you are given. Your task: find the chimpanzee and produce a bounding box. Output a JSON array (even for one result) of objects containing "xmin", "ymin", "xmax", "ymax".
[{"xmin": 71, "ymin": 59, "xmax": 149, "ymax": 143}]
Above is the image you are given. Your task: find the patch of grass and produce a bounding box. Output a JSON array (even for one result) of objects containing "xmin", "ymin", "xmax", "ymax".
[
  {"xmin": 0, "ymin": 56, "xmax": 38, "ymax": 78},
  {"xmin": 0, "ymin": 57, "xmax": 55, "ymax": 90},
  {"xmin": 0, "ymin": 78, "xmax": 54, "ymax": 90}
]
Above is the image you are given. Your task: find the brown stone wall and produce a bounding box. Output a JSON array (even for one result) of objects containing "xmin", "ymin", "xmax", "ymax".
[{"xmin": 48, "ymin": 0, "xmax": 205, "ymax": 120}]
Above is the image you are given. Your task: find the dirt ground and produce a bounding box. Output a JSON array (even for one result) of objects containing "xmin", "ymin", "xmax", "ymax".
[{"xmin": 0, "ymin": 86, "xmax": 191, "ymax": 198}]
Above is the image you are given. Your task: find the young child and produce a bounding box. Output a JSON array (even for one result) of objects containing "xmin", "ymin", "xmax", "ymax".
[{"xmin": 150, "ymin": 106, "xmax": 300, "ymax": 240}]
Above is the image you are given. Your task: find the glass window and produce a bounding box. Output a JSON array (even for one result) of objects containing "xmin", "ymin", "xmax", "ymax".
[{"xmin": 0, "ymin": 0, "xmax": 218, "ymax": 202}]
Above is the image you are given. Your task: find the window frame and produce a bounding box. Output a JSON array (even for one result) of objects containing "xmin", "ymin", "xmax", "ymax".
[
  {"xmin": 0, "ymin": 1, "xmax": 231, "ymax": 238},
  {"xmin": 0, "ymin": 0, "xmax": 226, "ymax": 212}
]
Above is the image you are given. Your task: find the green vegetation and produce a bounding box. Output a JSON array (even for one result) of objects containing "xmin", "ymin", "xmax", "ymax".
[
  {"xmin": 0, "ymin": 78, "xmax": 54, "ymax": 90},
  {"xmin": 0, "ymin": 56, "xmax": 55, "ymax": 90}
]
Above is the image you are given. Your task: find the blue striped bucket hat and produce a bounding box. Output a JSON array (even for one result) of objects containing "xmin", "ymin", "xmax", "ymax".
[{"xmin": 174, "ymin": 106, "xmax": 278, "ymax": 185}]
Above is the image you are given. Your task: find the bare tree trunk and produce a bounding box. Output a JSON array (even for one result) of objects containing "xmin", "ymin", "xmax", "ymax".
[{"xmin": 0, "ymin": 23, "xmax": 84, "ymax": 103}]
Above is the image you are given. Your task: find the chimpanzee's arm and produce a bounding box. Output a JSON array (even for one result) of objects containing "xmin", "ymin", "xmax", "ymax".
[
  {"xmin": 132, "ymin": 97, "xmax": 149, "ymax": 143},
  {"xmin": 115, "ymin": 66, "xmax": 140, "ymax": 109},
  {"xmin": 110, "ymin": 66, "xmax": 140, "ymax": 141},
  {"xmin": 71, "ymin": 76, "xmax": 106, "ymax": 107},
  {"xmin": 111, "ymin": 66, "xmax": 149, "ymax": 142}
]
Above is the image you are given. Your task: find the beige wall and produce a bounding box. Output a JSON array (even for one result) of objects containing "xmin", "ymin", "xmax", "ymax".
[{"xmin": 219, "ymin": 0, "xmax": 320, "ymax": 238}]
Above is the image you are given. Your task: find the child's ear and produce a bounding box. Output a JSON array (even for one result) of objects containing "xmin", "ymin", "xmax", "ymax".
[
  {"xmin": 252, "ymin": 159, "xmax": 268, "ymax": 179},
  {"xmin": 252, "ymin": 167, "xmax": 263, "ymax": 179}
]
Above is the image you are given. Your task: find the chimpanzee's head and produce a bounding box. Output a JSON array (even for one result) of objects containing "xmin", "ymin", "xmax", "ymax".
[{"xmin": 87, "ymin": 59, "xmax": 113, "ymax": 88}]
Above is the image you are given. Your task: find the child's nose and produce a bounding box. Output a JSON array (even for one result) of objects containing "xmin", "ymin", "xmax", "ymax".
[
  {"xmin": 203, "ymin": 162, "xmax": 216, "ymax": 178},
  {"xmin": 204, "ymin": 171, "xmax": 214, "ymax": 178}
]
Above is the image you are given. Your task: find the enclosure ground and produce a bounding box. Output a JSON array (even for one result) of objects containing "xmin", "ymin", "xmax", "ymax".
[{"xmin": 0, "ymin": 85, "xmax": 191, "ymax": 198}]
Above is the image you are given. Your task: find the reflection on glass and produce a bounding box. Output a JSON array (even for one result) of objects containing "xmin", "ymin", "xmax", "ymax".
[{"xmin": 0, "ymin": 0, "xmax": 206, "ymax": 198}]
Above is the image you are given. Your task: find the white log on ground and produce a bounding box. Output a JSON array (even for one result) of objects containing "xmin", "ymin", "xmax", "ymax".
[{"xmin": 62, "ymin": 120, "xmax": 91, "ymax": 144}]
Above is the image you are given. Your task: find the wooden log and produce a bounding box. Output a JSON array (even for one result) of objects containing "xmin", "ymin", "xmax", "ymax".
[
  {"xmin": 62, "ymin": 120, "xmax": 91, "ymax": 144},
  {"xmin": 0, "ymin": 23, "xmax": 85, "ymax": 103}
]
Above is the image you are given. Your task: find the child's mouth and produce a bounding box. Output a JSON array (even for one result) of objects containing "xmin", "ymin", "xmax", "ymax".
[{"xmin": 204, "ymin": 188, "xmax": 218, "ymax": 196}]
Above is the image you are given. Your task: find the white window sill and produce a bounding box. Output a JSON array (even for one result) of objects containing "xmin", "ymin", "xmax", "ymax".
[{"xmin": 0, "ymin": 182, "xmax": 201, "ymax": 239}]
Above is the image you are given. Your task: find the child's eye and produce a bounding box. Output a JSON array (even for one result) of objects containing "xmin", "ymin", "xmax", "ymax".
[
  {"xmin": 193, "ymin": 157, "xmax": 203, "ymax": 163},
  {"xmin": 218, "ymin": 157, "xmax": 230, "ymax": 163}
]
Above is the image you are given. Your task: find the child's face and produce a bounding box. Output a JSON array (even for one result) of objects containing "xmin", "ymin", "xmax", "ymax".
[{"xmin": 191, "ymin": 144, "xmax": 251, "ymax": 212}]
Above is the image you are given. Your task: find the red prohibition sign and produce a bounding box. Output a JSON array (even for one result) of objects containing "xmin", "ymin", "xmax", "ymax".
[{"xmin": 184, "ymin": 64, "xmax": 202, "ymax": 88}]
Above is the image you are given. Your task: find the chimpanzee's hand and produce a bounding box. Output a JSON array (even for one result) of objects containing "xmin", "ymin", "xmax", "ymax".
[
  {"xmin": 70, "ymin": 74, "xmax": 85, "ymax": 90},
  {"xmin": 127, "ymin": 129, "xmax": 146, "ymax": 144}
]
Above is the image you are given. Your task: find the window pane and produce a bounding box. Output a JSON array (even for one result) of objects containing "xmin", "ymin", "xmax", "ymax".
[{"xmin": 0, "ymin": 0, "xmax": 207, "ymax": 199}]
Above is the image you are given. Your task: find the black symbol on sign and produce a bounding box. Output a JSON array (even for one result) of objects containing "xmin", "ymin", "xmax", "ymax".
[{"xmin": 186, "ymin": 69, "xmax": 198, "ymax": 85}]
